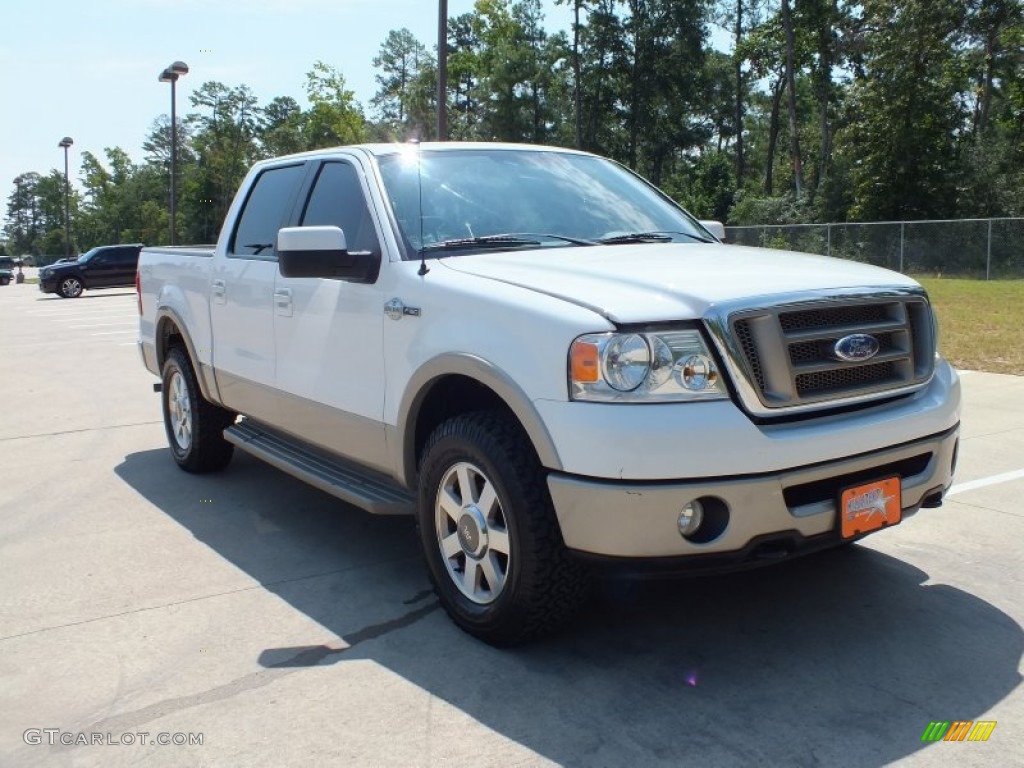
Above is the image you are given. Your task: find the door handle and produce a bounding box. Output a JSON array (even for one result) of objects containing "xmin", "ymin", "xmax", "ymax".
[
  {"xmin": 274, "ymin": 288, "xmax": 293, "ymax": 317},
  {"xmin": 211, "ymin": 279, "xmax": 226, "ymax": 304}
]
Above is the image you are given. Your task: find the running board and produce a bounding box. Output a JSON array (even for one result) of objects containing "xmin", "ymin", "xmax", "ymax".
[{"xmin": 224, "ymin": 420, "xmax": 415, "ymax": 515}]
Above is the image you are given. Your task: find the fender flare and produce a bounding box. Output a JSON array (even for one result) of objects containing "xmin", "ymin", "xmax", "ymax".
[
  {"xmin": 154, "ymin": 307, "xmax": 219, "ymax": 403},
  {"xmin": 394, "ymin": 353, "xmax": 563, "ymax": 487}
]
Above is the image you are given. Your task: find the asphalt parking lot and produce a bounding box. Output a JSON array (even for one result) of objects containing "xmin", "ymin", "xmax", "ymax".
[{"xmin": 1, "ymin": 278, "xmax": 1021, "ymax": 767}]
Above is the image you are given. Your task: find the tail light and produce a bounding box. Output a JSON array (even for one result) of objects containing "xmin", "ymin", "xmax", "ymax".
[{"xmin": 135, "ymin": 268, "xmax": 142, "ymax": 315}]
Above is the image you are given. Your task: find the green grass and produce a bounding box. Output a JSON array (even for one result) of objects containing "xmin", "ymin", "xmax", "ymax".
[{"xmin": 916, "ymin": 278, "xmax": 1024, "ymax": 375}]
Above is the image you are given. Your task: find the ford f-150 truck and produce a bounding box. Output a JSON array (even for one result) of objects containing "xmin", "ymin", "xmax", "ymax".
[{"xmin": 137, "ymin": 142, "xmax": 960, "ymax": 645}]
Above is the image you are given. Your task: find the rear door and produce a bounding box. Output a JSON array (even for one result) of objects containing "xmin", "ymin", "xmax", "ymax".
[
  {"xmin": 271, "ymin": 156, "xmax": 390, "ymax": 473},
  {"xmin": 112, "ymin": 246, "xmax": 141, "ymax": 286},
  {"xmin": 210, "ymin": 162, "xmax": 308, "ymax": 424}
]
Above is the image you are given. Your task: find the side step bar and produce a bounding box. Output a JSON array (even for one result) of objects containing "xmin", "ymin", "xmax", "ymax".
[{"xmin": 224, "ymin": 419, "xmax": 416, "ymax": 515}]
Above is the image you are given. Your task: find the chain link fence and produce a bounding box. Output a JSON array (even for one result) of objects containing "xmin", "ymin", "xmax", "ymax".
[{"xmin": 724, "ymin": 218, "xmax": 1024, "ymax": 279}]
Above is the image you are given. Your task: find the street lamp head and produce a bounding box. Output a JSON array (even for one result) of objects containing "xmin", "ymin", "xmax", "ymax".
[
  {"xmin": 160, "ymin": 61, "xmax": 189, "ymax": 82},
  {"xmin": 58, "ymin": 137, "xmax": 74, "ymax": 148}
]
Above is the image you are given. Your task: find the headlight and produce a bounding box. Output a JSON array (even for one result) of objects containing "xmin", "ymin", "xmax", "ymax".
[{"xmin": 570, "ymin": 329, "xmax": 729, "ymax": 402}]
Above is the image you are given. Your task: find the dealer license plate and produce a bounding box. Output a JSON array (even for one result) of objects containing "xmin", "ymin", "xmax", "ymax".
[{"xmin": 839, "ymin": 477, "xmax": 902, "ymax": 539}]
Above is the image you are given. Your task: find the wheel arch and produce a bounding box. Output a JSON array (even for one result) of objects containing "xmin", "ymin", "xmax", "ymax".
[
  {"xmin": 154, "ymin": 308, "xmax": 217, "ymax": 403},
  {"xmin": 395, "ymin": 354, "xmax": 563, "ymax": 488}
]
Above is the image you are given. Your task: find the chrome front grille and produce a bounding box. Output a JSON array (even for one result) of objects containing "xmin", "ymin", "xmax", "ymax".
[{"xmin": 706, "ymin": 289, "xmax": 936, "ymax": 415}]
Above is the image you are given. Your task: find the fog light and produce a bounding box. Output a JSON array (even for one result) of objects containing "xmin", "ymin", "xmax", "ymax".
[{"xmin": 678, "ymin": 500, "xmax": 704, "ymax": 537}]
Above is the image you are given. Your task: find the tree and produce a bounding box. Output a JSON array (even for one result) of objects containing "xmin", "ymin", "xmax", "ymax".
[
  {"xmin": 185, "ymin": 81, "xmax": 262, "ymax": 242},
  {"xmin": 372, "ymin": 28, "xmax": 430, "ymax": 136},
  {"xmin": 554, "ymin": 0, "xmax": 592, "ymax": 148},
  {"xmin": 780, "ymin": 0, "xmax": 804, "ymax": 197},
  {"xmin": 2, "ymin": 173, "xmax": 42, "ymax": 254},
  {"xmin": 844, "ymin": 0, "xmax": 969, "ymax": 220},
  {"xmin": 259, "ymin": 96, "xmax": 306, "ymax": 157},
  {"xmin": 303, "ymin": 61, "xmax": 366, "ymax": 149}
]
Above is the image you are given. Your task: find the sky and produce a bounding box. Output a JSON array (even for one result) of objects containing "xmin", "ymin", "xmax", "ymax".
[{"xmin": 0, "ymin": 0, "xmax": 575, "ymax": 224}]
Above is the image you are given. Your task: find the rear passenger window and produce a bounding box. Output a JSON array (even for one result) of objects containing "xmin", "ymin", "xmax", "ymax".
[
  {"xmin": 300, "ymin": 162, "xmax": 380, "ymax": 254},
  {"xmin": 231, "ymin": 164, "xmax": 307, "ymax": 257}
]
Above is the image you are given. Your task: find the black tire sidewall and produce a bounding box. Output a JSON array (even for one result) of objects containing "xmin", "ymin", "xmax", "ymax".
[
  {"xmin": 417, "ymin": 412, "xmax": 577, "ymax": 644},
  {"xmin": 419, "ymin": 433, "xmax": 525, "ymax": 629},
  {"xmin": 162, "ymin": 348, "xmax": 197, "ymax": 466}
]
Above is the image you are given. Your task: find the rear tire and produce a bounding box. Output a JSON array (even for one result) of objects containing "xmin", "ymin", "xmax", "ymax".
[
  {"xmin": 161, "ymin": 346, "xmax": 236, "ymax": 473},
  {"xmin": 417, "ymin": 410, "xmax": 589, "ymax": 646}
]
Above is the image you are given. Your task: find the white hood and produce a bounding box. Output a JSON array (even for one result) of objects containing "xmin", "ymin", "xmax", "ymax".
[{"xmin": 439, "ymin": 243, "xmax": 919, "ymax": 323}]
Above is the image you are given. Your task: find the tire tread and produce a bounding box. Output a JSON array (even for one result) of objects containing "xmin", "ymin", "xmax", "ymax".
[
  {"xmin": 419, "ymin": 410, "xmax": 588, "ymax": 646},
  {"xmin": 163, "ymin": 346, "xmax": 235, "ymax": 473}
]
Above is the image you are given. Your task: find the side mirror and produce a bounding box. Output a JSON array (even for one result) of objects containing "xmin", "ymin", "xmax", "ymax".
[
  {"xmin": 699, "ymin": 220, "xmax": 726, "ymax": 241},
  {"xmin": 277, "ymin": 226, "xmax": 378, "ymax": 283}
]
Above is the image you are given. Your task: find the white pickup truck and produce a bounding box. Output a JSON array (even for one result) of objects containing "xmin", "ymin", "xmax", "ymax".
[{"xmin": 138, "ymin": 142, "xmax": 960, "ymax": 645}]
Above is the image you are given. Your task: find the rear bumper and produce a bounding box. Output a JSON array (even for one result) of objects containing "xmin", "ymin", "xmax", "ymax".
[
  {"xmin": 548, "ymin": 424, "xmax": 958, "ymax": 561},
  {"xmin": 139, "ymin": 340, "xmax": 159, "ymax": 376}
]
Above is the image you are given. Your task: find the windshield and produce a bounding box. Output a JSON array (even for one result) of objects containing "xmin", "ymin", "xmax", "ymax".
[{"xmin": 376, "ymin": 148, "xmax": 710, "ymax": 257}]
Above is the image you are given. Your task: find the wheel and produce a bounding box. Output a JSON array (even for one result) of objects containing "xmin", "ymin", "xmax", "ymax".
[
  {"xmin": 0, "ymin": 278, "xmax": 9, "ymax": 286},
  {"xmin": 161, "ymin": 346, "xmax": 236, "ymax": 473},
  {"xmin": 57, "ymin": 276, "xmax": 83, "ymax": 298},
  {"xmin": 417, "ymin": 411, "xmax": 589, "ymax": 646}
]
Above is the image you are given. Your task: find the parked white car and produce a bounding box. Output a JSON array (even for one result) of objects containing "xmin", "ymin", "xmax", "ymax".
[{"xmin": 137, "ymin": 142, "xmax": 960, "ymax": 645}]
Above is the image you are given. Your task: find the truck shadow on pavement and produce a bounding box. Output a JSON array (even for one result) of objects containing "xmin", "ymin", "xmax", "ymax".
[{"xmin": 116, "ymin": 449, "xmax": 1022, "ymax": 767}]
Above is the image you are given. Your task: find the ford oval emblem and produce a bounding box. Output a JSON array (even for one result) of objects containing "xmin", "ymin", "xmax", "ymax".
[{"xmin": 833, "ymin": 334, "xmax": 880, "ymax": 362}]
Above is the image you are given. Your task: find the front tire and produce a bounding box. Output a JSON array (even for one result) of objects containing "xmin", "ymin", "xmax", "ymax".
[
  {"xmin": 161, "ymin": 346, "xmax": 236, "ymax": 473},
  {"xmin": 57, "ymin": 276, "xmax": 83, "ymax": 298},
  {"xmin": 417, "ymin": 411, "xmax": 588, "ymax": 646}
]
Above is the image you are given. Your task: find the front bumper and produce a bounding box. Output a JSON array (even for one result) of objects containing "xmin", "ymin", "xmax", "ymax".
[
  {"xmin": 548, "ymin": 423, "xmax": 958, "ymax": 562},
  {"xmin": 38, "ymin": 275, "xmax": 57, "ymax": 294}
]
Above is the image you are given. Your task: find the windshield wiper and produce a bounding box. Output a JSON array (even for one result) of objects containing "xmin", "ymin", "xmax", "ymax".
[
  {"xmin": 244, "ymin": 242, "xmax": 274, "ymax": 255},
  {"xmin": 597, "ymin": 230, "xmax": 714, "ymax": 245},
  {"xmin": 420, "ymin": 232, "xmax": 596, "ymax": 254}
]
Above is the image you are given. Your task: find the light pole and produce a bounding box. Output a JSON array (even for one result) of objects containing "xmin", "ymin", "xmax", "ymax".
[
  {"xmin": 159, "ymin": 61, "xmax": 189, "ymax": 245},
  {"xmin": 58, "ymin": 137, "xmax": 73, "ymax": 258},
  {"xmin": 437, "ymin": 0, "xmax": 447, "ymax": 141}
]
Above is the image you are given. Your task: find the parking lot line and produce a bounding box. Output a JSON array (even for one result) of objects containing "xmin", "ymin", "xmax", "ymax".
[
  {"xmin": 948, "ymin": 468, "xmax": 1024, "ymax": 496},
  {"xmin": 91, "ymin": 330, "xmax": 136, "ymax": 336},
  {"xmin": 71, "ymin": 322, "xmax": 137, "ymax": 328}
]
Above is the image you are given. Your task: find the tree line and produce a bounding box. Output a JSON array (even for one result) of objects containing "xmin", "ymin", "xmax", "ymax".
[{"xmin": 3, "ymin": 0, "xmax": 1022, "ymax": 259}]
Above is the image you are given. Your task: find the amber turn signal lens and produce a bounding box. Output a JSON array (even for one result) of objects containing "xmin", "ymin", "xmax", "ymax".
[{"xmin": 571, "ymin": 341, "xmax": 600, "ymax": 383}]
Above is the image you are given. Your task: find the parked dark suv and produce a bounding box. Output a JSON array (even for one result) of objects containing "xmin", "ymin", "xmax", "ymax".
[
  {"xmin": 0, "ymin": 257, "xmax": 14, "ymax": 286},
  {"xmin": 39, "ymin": 244, "xmax": 143, "ymax": 298}
]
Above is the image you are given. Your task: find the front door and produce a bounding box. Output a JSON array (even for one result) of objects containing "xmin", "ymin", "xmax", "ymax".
[
  {"xmin": 84, "ymin": 251, "xmax": 118, "ymax": 287},
  {"xmin": 272, "ymin": 157, "xmax": 389, "ymax": 473}
]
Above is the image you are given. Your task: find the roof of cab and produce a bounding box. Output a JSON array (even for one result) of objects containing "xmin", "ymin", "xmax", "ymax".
[{"xmin": 252, "ymin": 141, "xmax": 594, "ymax": 169}]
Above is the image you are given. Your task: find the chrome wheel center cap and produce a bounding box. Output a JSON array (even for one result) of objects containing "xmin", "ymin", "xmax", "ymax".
[{"xmin": 457, "ymin": 506, "xmax": 488, "ymax": 559}]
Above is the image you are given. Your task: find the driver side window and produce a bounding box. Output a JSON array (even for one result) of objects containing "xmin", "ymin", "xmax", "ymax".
[{"xmin": 300, "ymin": 162, "xmax": 380, "ymax": 255}]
